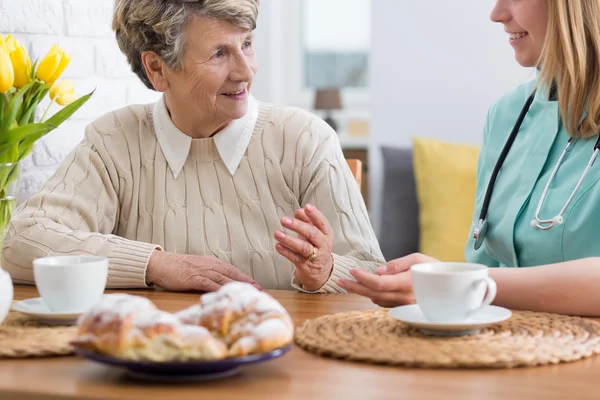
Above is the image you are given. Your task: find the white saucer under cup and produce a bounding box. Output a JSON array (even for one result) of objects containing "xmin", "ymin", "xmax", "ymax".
[
  {"xmin": 388, "ymin": 304, "xmax": 511, "ymax": 337},
  {"xmin": 32, "ymin": 255, "xmax": 109, "ymax": 313},
  {"xmin": 406, "ymin": 262, "xmax": 500, "ymax": 335},
  {"xmin": 12, "ymin": 297, "xmax": 83, "ymax": 325}
]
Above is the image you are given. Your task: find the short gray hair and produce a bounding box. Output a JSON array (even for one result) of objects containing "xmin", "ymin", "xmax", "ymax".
[{"xmin": 112, "ymin": 0, "xmax": 260, "ymax": 90}]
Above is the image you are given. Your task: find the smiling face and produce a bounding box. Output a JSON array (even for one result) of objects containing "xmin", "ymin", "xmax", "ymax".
[
  {"xmin": 490, "ymin": 0, "xmax": 549, "ymax": 67},
  {"xmin": 144, "ymin": 15, "xmax": 257, "ymax": 137}
]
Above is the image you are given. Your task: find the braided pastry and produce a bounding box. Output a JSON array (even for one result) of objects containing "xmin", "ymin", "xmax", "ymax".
[
  {"xmin": 176, "ymin": 282, "xmax": 294, "ymax": 356},
  {"xmin": 71, "ymin": 293, "xmax": 227, "ymax": 362},
  {"xmin": 71, "ymin": 283, "xmax": 293, "ymax": 361}
]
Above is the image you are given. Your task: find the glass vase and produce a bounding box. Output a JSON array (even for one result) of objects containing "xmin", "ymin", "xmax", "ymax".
[{"xmin": 0, "ymin": 162, "xmax": 20, "ymax": 266}]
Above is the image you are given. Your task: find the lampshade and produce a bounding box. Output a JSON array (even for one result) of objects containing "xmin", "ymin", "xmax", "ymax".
[{"xmin": 314, "ymin": 88, "xmax": 342, "ymax": 111}]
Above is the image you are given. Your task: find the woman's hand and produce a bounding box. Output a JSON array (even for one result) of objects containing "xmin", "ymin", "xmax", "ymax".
[
  {"xmin": 275, "ymin": 204, "xmax": 334, "ymax": 291},
  {"xmin": 338, "ymin": 253, "xmax": 439, "ymax": 307},
  {"xmin": 145, "ymin": 251, "xmax": 261, "ymax": 292}
]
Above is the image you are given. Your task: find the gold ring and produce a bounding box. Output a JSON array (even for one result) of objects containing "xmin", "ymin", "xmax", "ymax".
[{"xmin": 306, "ymin": 247, "xmax": 317, "ymax": 262}]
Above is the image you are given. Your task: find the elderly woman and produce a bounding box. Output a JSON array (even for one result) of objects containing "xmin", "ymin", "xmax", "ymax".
[{"xmin": 2, "ymin": 0, "xmax": 383, "ymax": 293}]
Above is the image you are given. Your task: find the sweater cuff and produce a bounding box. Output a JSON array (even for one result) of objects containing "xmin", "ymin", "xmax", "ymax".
[
  {"xmin": 291, "ymin": 253, "xmax": 361, "ymax": 294},
  {"xmin": 102, "ymin": 236, "xmax": 163, "ymax": 288}
]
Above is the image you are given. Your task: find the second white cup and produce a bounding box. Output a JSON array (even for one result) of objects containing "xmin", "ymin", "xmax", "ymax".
[
  {"xmin": 411, "ymin": 262, "xmax": 497, "ymax": 323},
  {"xmin": 33, "ymin": 255, "xmax": 108, "ymax": 313}
]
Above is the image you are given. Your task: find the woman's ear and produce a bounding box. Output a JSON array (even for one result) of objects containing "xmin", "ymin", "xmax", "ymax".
[{"xmin": 141, "ymin": 51, "xmax": 169, "ymax": 92}]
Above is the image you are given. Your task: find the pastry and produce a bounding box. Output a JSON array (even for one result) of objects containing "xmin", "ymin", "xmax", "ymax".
[
  {"xmin": 71, "ymin": 283, "xmax": 294, "ymax": 361},
  {"xmin": 71, "ymin": 293, "xmax": 228, "ymax": 362},
  {"xmin": 175, "ymin": 282, "xmax": 294, "ymax": 356}
]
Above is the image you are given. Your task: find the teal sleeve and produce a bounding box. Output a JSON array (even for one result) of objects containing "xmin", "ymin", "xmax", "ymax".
[{"xmin": 464, "ymin": 106, "xmax": 501, "ymax": 267}]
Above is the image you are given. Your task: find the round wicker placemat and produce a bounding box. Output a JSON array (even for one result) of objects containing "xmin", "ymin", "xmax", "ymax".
[
  {"xmin": 294, "ymin": 309, "xmax": 600, "ymax": 369},
  {"xmin": 0, "ymin": 309, "xmax": 77, "ymax": 358}
]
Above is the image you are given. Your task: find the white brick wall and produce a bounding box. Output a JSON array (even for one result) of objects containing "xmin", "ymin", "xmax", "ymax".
[{"xmin": 0, "ymin": 0, "xmax": 161, "ymax": 203}]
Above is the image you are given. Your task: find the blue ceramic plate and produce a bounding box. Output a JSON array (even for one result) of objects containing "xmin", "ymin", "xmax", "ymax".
[{"xmin": 74, "ymin": 344, "xmax": 293, "ymax": 381}]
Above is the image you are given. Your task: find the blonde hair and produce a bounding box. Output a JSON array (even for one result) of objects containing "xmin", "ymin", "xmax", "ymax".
[
  {"xmin": 112, "ymin": 0, "xmax": 259, "ymax": 90},
  {"xmin": 538, "ymin": 0, "xmax": 600, "ymax": 138}
]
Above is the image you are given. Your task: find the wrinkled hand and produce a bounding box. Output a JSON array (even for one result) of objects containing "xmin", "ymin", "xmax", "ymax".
[
  {"xmin": 275, "ymin": 204, "xmax": 334, "ymax": 291},
  {"xmin": 146, "ymin": 251, "xmax": 261, "ymax": 292},
  {"xmin": 338, "ymin": 253, "xmax": 439, "ymax": 307}
]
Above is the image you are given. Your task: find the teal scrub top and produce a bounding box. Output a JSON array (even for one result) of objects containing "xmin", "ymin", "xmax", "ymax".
[{"xmin": 464, "ymin": 77, "xmax": 600, "ymax": 268}]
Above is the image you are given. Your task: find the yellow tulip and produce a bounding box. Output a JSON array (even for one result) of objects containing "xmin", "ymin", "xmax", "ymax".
[
  {"xmin": 3, "ymin": 35, "xmax": 17, "ymax": 53},
  {"xmin": 0, "ymin": 47, "xmax": 14, "ymax": 93},
  {"xmin": 36, "ymin": 44, "xmax": 71, "ymax": 86},
  {"xmin": 10, "ymin": 45, "xmax": 31, "ymax": 88},
  {"xmin": 36, "ymin": 44, "xmax": 60, "ymax": 82},
  {"xmin": 49, "ymin": 80, "xmax": 78, "ymax": 106}
]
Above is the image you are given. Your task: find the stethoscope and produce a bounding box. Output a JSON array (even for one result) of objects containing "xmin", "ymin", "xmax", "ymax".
[{"xmin": 473, "ymin": 91, "xmax": 600, "ymax": 250}]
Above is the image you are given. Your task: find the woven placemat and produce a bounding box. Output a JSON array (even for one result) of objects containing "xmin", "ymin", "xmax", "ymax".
[
  {"xmin": 0, "ymin": 308, "xmax": 77, "ymax": 358},
  {"xmin": 294, "ymin": 309, "xmax": 600, "ymax": 369}
]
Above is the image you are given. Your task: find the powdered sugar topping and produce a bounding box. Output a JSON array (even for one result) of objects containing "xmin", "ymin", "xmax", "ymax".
[
  {"xmin": 82, "ymin": 293, "xmax": 156, "ymax": 325},
  {"xmin": 134, "ymin": 310, "xmax": 180, "ymax": 328},
  {"xmin": 179, "ymin": 324, "xmax": 212, "ymax": 339},
  {"xmin": 252, "ymin": 318, "xmax": 291, "ymax": 339},
  {"xmin": 175, "ymin": 304, "xmax": 203, "ymax": 324},
  {"xmin": 197, "ymin": 282, "xmax": 288, "ymax": 317}
]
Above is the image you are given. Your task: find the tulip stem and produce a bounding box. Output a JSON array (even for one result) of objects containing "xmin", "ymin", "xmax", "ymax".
[
  {"xmin": 1, "ymin": 93, "xmax": 7, "ymax": 112},
  {"xmin": 40, "ymin": 100, "xmax": 53, "ymax": 122}
]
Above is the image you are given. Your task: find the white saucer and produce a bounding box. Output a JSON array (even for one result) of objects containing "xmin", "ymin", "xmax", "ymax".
[
  {"xmin": 12, "ymin": 298, "xmax": 82, "ymax": 325},
  {"xmin": 388, "ymin": 304, "xmax": 512, "ymax": 336}
]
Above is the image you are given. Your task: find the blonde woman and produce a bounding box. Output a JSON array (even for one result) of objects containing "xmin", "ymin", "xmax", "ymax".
[
  {"xmin": 339, "ymin": 0, "xmax": 600, "ymax": 316},
  {"xmin": 3, "ymin": 0, "xmax": 383, "ymax": 293}
]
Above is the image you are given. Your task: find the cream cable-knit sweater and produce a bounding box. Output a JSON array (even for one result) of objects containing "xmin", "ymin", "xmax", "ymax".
[{"xmin": 2, "ymin": 101, "xmax": 384, "ymax": 292}]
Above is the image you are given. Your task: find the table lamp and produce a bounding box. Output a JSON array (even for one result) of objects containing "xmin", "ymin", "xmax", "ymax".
[{"xmin": 314, "ymin": 88, "xmax": 342, "ymax": 131}]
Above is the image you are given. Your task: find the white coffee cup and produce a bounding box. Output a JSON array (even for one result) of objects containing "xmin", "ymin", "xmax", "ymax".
[
  {"xmin": 33, "ymin": 255, "xmax": 108, "ymax": 313},
  {"xmin": 411, "ymin": 262, "xmax": 497, "ymax": 322}
]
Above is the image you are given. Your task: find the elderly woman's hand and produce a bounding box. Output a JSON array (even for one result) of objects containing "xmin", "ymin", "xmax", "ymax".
[
  {"xmin": 338, "ymin": 253, "xmax": 439, "ymax": 307},
  {"xmin": 275, "ymin": 204, "xmax": 334, "ymax": 291},
  {"xmin": 146, "ymin": 251, "xmax": 261, "ymax": 292}
]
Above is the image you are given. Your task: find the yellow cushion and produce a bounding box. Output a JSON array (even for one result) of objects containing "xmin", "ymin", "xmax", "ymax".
[{"xmin": 412, "ymin": 137, "xmax": 479, "ymax": 262}]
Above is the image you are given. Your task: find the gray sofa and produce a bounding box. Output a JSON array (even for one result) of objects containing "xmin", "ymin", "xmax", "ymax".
[{"xmin": 378, "ymin": 146, "xmax": 420, "ymax": 261}]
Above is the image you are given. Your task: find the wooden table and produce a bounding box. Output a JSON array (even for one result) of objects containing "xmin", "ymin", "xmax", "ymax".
[{"xmin": 1, "ymin": 286, "xmax": 599, "ymax": 400}]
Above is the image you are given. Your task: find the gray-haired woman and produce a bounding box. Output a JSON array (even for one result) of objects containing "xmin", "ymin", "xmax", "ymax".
[{"xmin": 3, "ymin": 0, "xmax": 384, "ymax": 293}]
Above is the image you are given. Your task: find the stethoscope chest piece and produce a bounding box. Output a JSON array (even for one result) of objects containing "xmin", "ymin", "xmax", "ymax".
[{"xmin": 473, "ymin": 219, "xmax": 488, "ymax": 250}]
